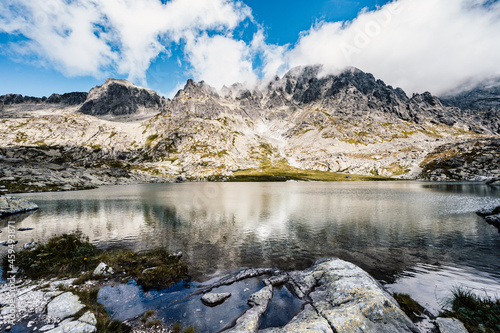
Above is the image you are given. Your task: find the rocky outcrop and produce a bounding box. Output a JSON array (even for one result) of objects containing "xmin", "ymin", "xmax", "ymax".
[
  {"xmin": 476, "ymin": 205, "xmax": 500, "ymax": 229},
  {"xmin": 0, "ymin": 196, "xmax": 38, "ymax": 217},
  {"xmin": 441, "ymin": 78, "xmax": 500, "ymax": 112},
  {"xmin": 420, "ymin": 138, "xmax": 500, "ymax": 181},
  {"xmin": 79, "ymin": 79, "xmax": 165, "ymax": 117},
  {"xmin": 0, "ymin": 278, "xmax": 97, "ymax": 333},
  {"xmin": 205, "ymin": 258, "xmax": 419, "ymax": 333}
]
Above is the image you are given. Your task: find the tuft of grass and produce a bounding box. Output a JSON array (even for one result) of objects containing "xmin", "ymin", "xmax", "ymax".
[
  {"xmin": 2, "ymin": 233, "xmax": 188, "ymax": 290},
  {"xmin": 440, "ymin": 287, "xmax": 500, "ymax": 333},
  {"xmin": 393, "ymin": 293, "xmax": 425, "ymax": 321},
  {"xmin": 2, "ymin": 231, "xmax": 97, "ymax": 280}
]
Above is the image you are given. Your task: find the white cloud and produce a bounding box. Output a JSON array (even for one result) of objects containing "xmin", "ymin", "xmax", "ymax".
[
  {"xmin": 0, "ymin": 0, "xmax": 251, "ymax": 84},
  {"xmin": 1, "ymin": 0, "xmax": 500, "ymax": 95},
  {"xmin": 286, "ymin": 0, "xmax": 500, "ymax": 95},
  {"xmin": 184, "ymin": 33, "xmax": 257, "ymax": 89}
]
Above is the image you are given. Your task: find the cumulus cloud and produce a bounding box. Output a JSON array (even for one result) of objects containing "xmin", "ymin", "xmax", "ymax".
[
  {"xmin": 286, "ymin": 0, "xmax": 500, "ymax": 95},
  {"xmin": 184, "ymin": 33, "xmax": 258, "ymax": 89},
  {"xmin": 0, "ymin": 0, "xmax": 251, "ymax": 84},
  {"xmin": 1, "ymin": 0, "xmax": 500, "ymax": 95}
]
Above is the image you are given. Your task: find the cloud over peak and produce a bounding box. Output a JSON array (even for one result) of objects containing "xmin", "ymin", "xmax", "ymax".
[{"xmin": 1, "ymin": 0, "xmax": 500, "ymax": 96}]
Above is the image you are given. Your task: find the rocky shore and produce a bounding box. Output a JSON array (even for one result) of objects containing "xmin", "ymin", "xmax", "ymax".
[
  {"xmin": 0, "ymin": 195, "xmax": 38, "ymax": 218},
  {"xmin": 0, "ymin": 257, "xmax": 470, "ymax": 333}
]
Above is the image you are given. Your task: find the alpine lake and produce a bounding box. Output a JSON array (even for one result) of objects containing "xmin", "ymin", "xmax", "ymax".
[{"xmin": 1, "ymin": 181, "xmax": 500, "ymax": 331}]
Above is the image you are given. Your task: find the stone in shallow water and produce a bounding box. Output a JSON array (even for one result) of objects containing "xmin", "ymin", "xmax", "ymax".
[
  {"xmin": 436, "ymin": 317, "xmax": 468, "ymax": 333},
  {"xmin": 201, "ymin": 292, "xmax": 232, "ymax": 306},
  {"xmin": 223, "ymin": 285, "xmax": 273, "ymax": 332},
  {"xmin": 0, "ymin": 196, "xmax": 38, "ymax": 217},
  {"xmin": 47, "ymin": 292, "xmax": 85, "ymax": 319}
]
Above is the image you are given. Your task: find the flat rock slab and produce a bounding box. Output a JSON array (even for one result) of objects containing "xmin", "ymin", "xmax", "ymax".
[
  {"xmin": 221, "ymin": 258, "xmax": 418, "ymax": 333},
  {"xmin": 0, "ymin": 196, "xmax": 38, "ymax": 217},
  {"xmin": 201, "ymin": 292, "xmax": 232, "ymax": 306},
  {"xmin": 436, "ymin": 317, "xmax": 469, "ymax": 333},
  {"xmin": 47, "ymin": 292, "xmax": 85, "ymax": 319}
]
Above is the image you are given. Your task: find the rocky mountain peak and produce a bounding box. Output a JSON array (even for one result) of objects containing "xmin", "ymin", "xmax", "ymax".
[
  {"xmin": 79, "ymin": 78, "xmax": 165, "ymax": 117},
  {"xmin": 175, "ymin": 79, "xmax": 220, "ymax": 99}
]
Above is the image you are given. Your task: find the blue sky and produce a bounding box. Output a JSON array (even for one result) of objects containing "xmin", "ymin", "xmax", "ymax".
[{"xmin": 1, "ymin": 0, "xmax": 499, "ymax": 97}]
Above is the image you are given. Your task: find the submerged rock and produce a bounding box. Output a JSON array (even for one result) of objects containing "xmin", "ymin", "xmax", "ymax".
[{"xmin": 0, "ymin": 196, "xmax": 38, "ymax": 217}]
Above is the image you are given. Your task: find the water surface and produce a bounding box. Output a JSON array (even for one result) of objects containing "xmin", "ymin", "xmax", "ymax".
[{"xmin": 2, "ymin": 181, "xmax": 500, "ymax": 325}]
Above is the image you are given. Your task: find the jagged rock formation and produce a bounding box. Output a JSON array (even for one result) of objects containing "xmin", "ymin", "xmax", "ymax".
[
  {"xmin": 0, "ymin": 65, "xmax": 498, "ymax": 191},
  {"xmin": 441, "ymin": 78, "xmax": 500, "ymax": 111},
  {"xmin": 0, "ymin": 92, "xmax": 87, "ymax": 106},
  {"xmin": 78, "ymin": 78, "xmax": 166, "ymax": 118}
]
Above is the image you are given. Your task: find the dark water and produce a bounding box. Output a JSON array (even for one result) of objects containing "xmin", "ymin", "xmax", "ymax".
[{"xmin": 2, "ymin": 181, "xmax": 500, "ymax": 327}]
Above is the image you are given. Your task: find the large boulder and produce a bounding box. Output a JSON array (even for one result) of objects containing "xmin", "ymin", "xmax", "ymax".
[{"xmin": 47, "ymin": 292, "xmax": 85, "ymax": 319}]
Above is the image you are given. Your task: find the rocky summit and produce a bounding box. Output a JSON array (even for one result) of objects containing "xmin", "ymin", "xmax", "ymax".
[{"xmin": 0, "ymin": 65, "xmax": 499, "ymax": 192}]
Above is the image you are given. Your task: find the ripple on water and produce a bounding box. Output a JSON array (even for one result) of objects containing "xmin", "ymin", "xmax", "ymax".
[{"xmin": 386, "ymin": 263, "xmax": 500, "ymax": 316}]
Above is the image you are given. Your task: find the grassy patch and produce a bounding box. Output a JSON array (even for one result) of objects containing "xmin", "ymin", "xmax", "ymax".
[
  {"xmin": 393, "ymin": 293, "xmax": 425, "ymax": 321},
  {"xmin": 2, "ymin": 232, "xmax": 188, "ymax": 290},
  {"xmin": 440, "ymin": 287, "xmax": 500, "ymax": 333},
  {"xmin": 2, "ymin": 231, "xmax": 97, "ymax": 280},
  {"xmin": 229, "ymin": 166, "xmax": 391, "ymax": 182}
]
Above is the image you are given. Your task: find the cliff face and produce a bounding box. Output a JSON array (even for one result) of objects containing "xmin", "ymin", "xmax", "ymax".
[
  {"xmin": 0, "ymin": 66, "xmax": 498, "ymax": 192},
  {"xmin": 78, "ymin": 79, "xmax": 166, "ymax": 118}
]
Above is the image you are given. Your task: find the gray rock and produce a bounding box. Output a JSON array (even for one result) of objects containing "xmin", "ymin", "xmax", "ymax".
[
  {"xmin": 436, "ymin": 317, "xmax": 469, "ymax": 333},
  {"xmin": 46, "ymin": 321, "xmax": 96, "ymax": 333},
  {"xmin": 201, "ymin": 292, "xmax": 232, "ymax": 306},
  {"xmin": 0, "ymin": 196, "xmax": 38, "ymax": 217},
  {"xmin": 223, "ymin": 285, "xmax": 273, "ymax": 332},
  {"xmin": 23, "ymin": 241, "xmax": 37, "ymax": 250},
  {"xmin": 40, "ymin": 324, "xmax": 56, "ymax": 331},
  {"xmin": 47, "ymin": 292, "xmax": 85, "ymax": 319},
  {"xmin": 79, "ymin": 79, "xmax": 164, "ymax": 117},
  {"xmin": 224, "ymin": 258, "xmax": 418, "ymax": 333},
  {"xmin": 93, "ymin": 262, "xmax": 114, "ymax": 277},
  {"xmin": 78, "ymin": 311, "xmax": 97, "ymax": 326}
]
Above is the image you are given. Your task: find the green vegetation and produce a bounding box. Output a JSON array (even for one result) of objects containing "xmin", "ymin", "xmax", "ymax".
[
  {"xmin": 393, "ymin": 293, "xmax": 425, "ymax": 321},
  {"xmin": 2, "ymin": 232, "xmax": 188, "ymax": 290},
  {"xmin": 229, "ymin": 166, "xmax": 391, "ymax": 182},
  {"xmin": 173, "ymin": 322, "xmax": 197, "ymax": 333},
  {"xmin": 145, "ymin": 134, "xmax": 159, "ymax": 147},
  {"xmin": 440, "ymin": 287, "xmax": 500, "ymax": 333}
]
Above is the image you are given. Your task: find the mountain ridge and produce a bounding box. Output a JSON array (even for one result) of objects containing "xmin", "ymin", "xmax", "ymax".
[{"xmin": 0, "ymin": 66, "xmax": 498, "ymax": 193}]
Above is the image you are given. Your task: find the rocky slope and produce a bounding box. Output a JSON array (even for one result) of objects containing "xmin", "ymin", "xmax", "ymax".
[{"xmin": 0, "ymin": 66, "xmax": 498, "ymax": 192}]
